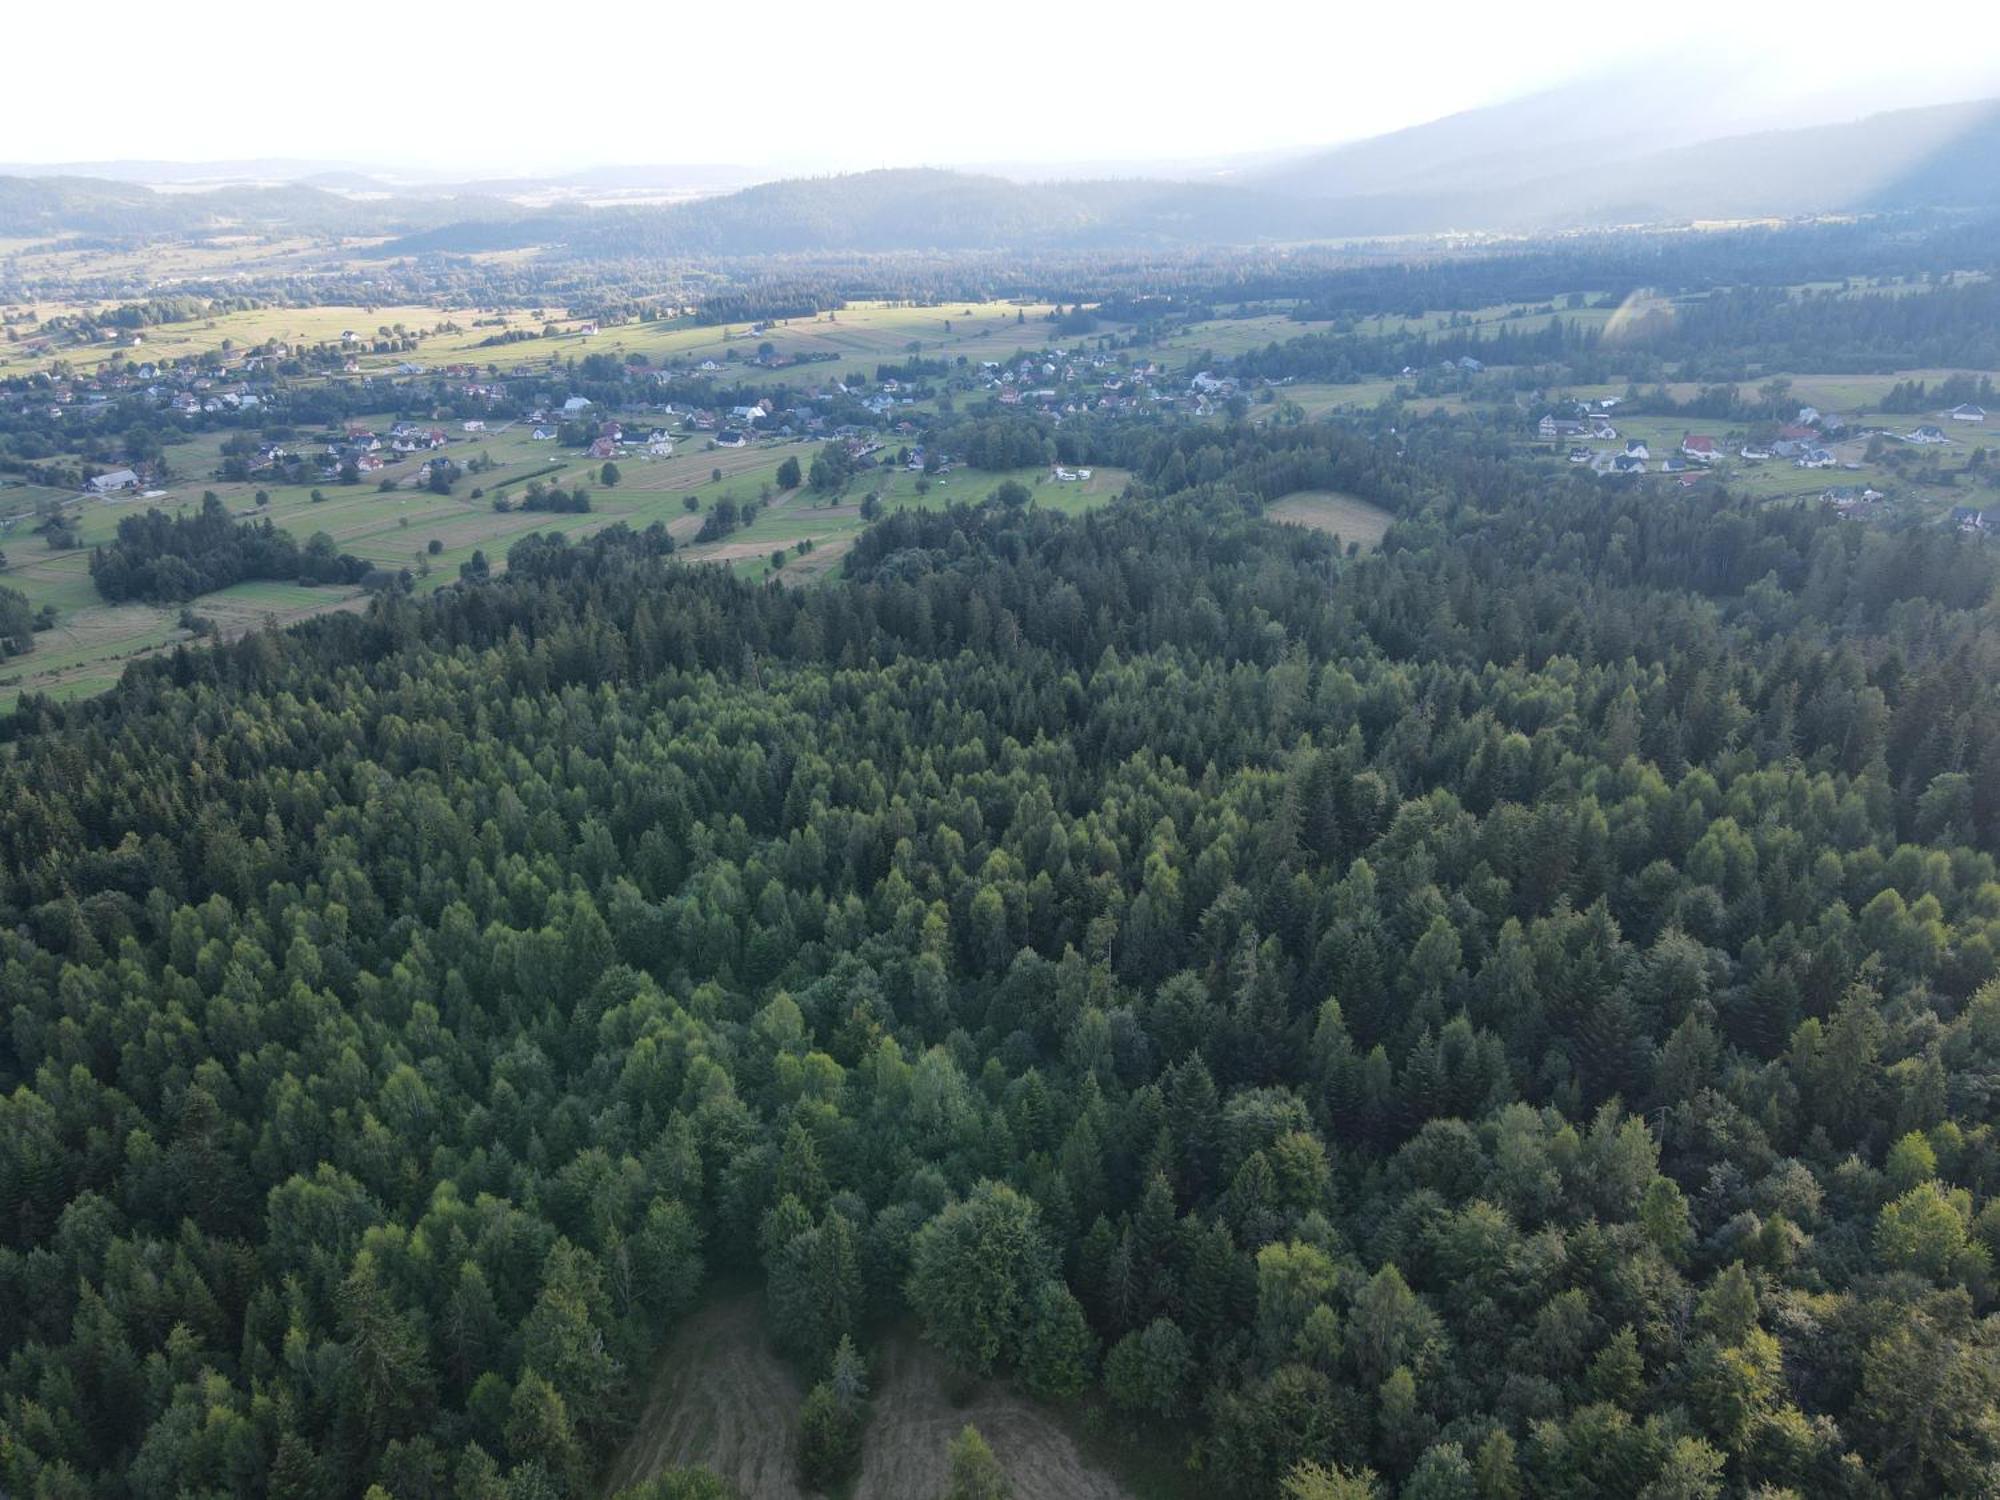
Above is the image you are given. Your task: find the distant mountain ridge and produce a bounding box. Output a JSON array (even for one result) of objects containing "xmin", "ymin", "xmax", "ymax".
[{"xmin": 4, "ymin": 94, "xmax": 1999, "ymax": 252}]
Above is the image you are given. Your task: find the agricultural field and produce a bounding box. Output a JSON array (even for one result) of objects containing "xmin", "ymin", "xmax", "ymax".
[
  {"xmin": 0, "ymin": 235, "xmax": 359, "ymax": 307},
  {"xmin": 1, "ymin": 294, "xmax": 1140, "ymax": 389},
  {"xmin": 0, "ymin": 302, "xmax": 452, "ymax": 376},
  {"xmin": 406, "ymin": 299, "xmax": 1092, "ymax": 388}
]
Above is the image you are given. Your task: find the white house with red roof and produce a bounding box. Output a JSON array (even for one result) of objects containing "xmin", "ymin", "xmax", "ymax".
[{"xmin": 1681, "ymin": 433, "xmax": 1719, "ymax": 463}]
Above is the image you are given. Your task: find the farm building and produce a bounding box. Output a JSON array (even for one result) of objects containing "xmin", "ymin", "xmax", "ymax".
[
  {"xmin": 1951, "ymin": 404, "xmax": 1988, "ymax": 423},
  {"xmin": 87, "ymin": 469, "xmax": 140, "ymax": 494}
]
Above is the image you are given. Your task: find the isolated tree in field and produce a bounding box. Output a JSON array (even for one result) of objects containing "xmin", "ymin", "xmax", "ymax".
[
  {"xmin": 776, "ymin": 455, "xmax": 801, "ymax": 489},
  {"xmin": 799, "ymin": 1334, "xmax": 867, "ymax": 1489},
  {"xmin": 907, "ymin": 1181, "xmax": 1050, "ymax": 1374},
  {"xmin": 600, "ymin": 461, "xmax": 621, "ymax": 487},
  {"xmin": 799, "ymin": 1380, "xmax": 861, "ymax": 1488},
  {"xmin": 944, "ymin": 1425, "xmax": 1009, "ymax": 1500},
  {"xmin": 990, "ymin": 479, "xmax": 1031, "ymax": 510}
]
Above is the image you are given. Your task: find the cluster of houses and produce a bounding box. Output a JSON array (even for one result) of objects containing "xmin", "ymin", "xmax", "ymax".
[
  {"xmin": 1904, "ymin": 409, "xmax": 1985, "ymax": 444},
  {"xmin": 1540, "ymin": 409, "xmax": 1619, "ymax": 444},
  {"xmin": 1557, "ymin": 401, "xmax": 1864, "ymax": 476}
]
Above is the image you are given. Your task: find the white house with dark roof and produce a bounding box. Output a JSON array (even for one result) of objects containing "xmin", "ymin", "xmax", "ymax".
[{"xmin": 1950, "ymin": 404, "xmax": 1987, "ymax": 423}]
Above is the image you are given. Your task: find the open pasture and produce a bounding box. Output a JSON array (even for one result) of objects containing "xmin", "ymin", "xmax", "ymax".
[{"xmin": 1265, "ymin": 490, "xmax": 1395, "ymax": 549}]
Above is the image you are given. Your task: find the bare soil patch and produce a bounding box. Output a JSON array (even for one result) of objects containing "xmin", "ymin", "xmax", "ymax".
[
  {"xmin": 604, "ymin": 1303, "xmax": 1137, "ymax": 1500},
  {"xmin": 602, "ymin": 1295, "xmax": 806, "ymax": 1500},
  {"xmin": 851, "ymin": 1337, "xmax": 1134, "ymax": 1500}
]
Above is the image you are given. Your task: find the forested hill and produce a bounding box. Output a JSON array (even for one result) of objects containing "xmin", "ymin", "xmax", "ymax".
[{"xmin": 5, "ymin": 433, "xmax": 2000, "ymax": 1498}]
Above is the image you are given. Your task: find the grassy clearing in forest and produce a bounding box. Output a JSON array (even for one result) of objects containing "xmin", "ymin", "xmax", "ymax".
[{"xmin": 1265, "ymin": 490, "xmax": 1395, "ymax": 550}]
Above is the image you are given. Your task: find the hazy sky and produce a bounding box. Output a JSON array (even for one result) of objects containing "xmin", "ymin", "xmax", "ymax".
[{"xmin": 12, "ymin": 0, "xmax": 2000, "ymax": 175}]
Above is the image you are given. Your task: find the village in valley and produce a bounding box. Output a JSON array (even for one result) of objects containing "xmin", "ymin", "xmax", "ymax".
[{"xmin": 5, "ymin": 275, "xmax": 2000, "ymax": 707}]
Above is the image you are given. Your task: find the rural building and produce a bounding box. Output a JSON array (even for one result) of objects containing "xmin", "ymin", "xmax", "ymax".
[
  {"xmin": 1951, "ymin": 404, "xmax": 1988, "ymax": 423},
  {"xmin": 563, "ymin": 396, "xmax": 593, "ymax": 414},
  {"xmin": 1950, "ymin": 507, "xmax": 1989, "ymax": 532},
  {"xmin": 1905, "ymin": 425, "xmax": 1950, "ymax": 444},
  {"xmin": 87, "ymin": 469, "xmax": 140, "ymax": 494},
  {"xmin": 1681, "ymin": 434, "xmax": 1719, "ymax": 463}
]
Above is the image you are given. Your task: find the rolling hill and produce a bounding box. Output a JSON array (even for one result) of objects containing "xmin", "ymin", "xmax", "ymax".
[{"xmin": 6, "ymin": 93, "xmax": 2000, "ymax": 254}]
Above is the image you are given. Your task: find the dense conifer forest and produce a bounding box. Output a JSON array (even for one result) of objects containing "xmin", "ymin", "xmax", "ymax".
[{"xmin": 5, "ymin": 415, "xmax": 2000, "ymax": 1498}]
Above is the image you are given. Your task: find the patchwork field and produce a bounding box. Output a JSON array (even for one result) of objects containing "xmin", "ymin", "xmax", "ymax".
[
  {"xmin": 0, "ymin": 302, "xmax": 452, "ymax": 376},
  {"xmin": 1, "ymin": 297, "xmax": 1107, "ymax": 388}
]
